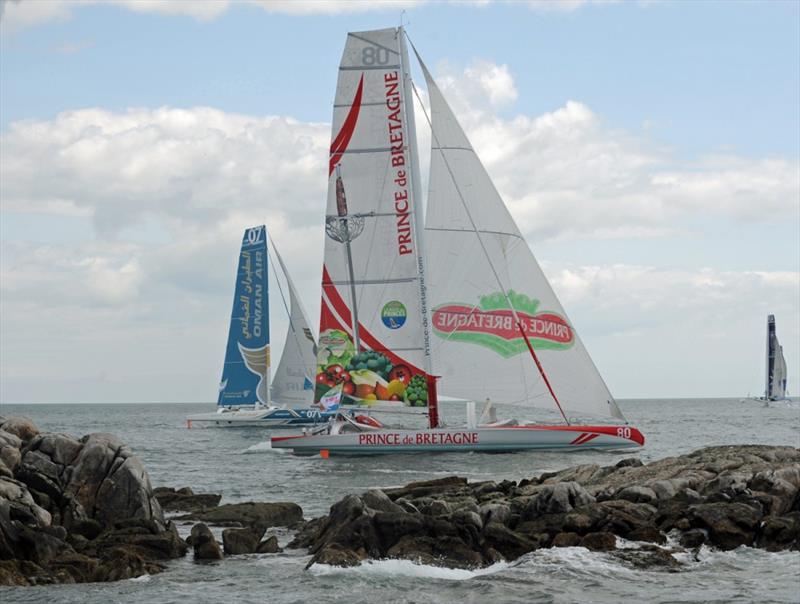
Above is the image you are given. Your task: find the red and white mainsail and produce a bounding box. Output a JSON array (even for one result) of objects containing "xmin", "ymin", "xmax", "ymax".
[
  {"xmin": 315, "ymin": 28, "xmax": 431, "ymax": 409},
  {"xmin": 418, "ymin": 55, "xmax": 625, "ymax": 421}
]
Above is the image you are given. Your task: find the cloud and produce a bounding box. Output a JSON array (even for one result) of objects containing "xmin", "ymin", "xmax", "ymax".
[
  {"xmin": 432, "ymin": 61, "xmax": 800, "ymax": 241},
  {"xmin": 0, "ymin": 0, "xmax": 428, "ymax": 30},
  {"xmin": 1, "ymin": 59, "xmax": 798, "ymax": 402}
]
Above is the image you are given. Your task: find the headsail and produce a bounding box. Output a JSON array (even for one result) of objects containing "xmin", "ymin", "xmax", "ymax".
[
  {"xmin": 315, "ymin": 27, "xmax": 431, "ymax": 409},
  {"xmin": 766, "ymin": 315, "xmax": 788, "ymax": 401},
  {"xmin": 417, "ymin": 53, "xmax": 624, "ymax": 421},
  {"xmin": 218, "ymin": 226, "xmax": 269, "ymax": 407},
  {"xmin": 270, "ymin": 243, "xmax": 318, "ymax": 405}
]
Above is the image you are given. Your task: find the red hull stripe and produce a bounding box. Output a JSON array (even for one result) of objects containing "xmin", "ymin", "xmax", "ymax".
[
  {"xmin": 321, "ymin": 266, "xmax": 425, "ymax": 376},
  {"xmin": 506, "ymin": 424, "xmax": 645, "ymax": 446},
  {"xmin": 329, "ymin": 75, "xmax": 364, "ymax": 175}
]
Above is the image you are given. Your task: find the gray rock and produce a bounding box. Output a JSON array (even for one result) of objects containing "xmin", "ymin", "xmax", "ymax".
[
  {"xmin": 616, "ymin": 486, "xmax": 658, "ymax": 505},
  {"xmin": 362, "ymin": 489, "xmax": 404, "ymax": 514},
  {"xmin": 0, "ymin": 418, "xmax": 39, "ymax": 443},
  {"xmin": 525, "ymin": 482, "xmax": 595, "ymax": 518},
  {"xmin": 176, "ymin": 501, "xmax": 303, "ymax": 530},
  {"xmin": 480, "ymin": 502, "xmax": 511, "ymax": 526}
]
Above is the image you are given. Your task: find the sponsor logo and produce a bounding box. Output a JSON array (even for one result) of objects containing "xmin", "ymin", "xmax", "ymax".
[
  {"xmin": 431, "ymin": 290, "xmax": 574, "ymax": 357},
  {"xmin": 381, "ymin": 300, "xmax": 407, "ymax": 329},
  {"xmin": 245, "ymin": 227, "xmax": 263, "ymax": 246},
  {"xmin": 358, "ymin": 432, "xmax": 479, "ymax": 446}
]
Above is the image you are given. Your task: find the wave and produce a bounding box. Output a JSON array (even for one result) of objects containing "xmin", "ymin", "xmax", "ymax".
[{"xmin": 310, "ymin": 558, "xmax": 512, "ymax": 581}]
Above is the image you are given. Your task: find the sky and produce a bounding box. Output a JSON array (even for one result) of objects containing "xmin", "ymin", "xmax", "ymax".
[{"xmin": 1, "ymin": 0, "xmax": 798, "ymax": 403}]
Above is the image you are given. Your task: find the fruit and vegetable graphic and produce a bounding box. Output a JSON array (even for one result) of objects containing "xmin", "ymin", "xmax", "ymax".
[{"xmin": 314, "ymin": 330, "xmax": 426, "ymax": 406}]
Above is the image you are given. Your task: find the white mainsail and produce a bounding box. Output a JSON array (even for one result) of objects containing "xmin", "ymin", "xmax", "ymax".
[
  {"xmin": 417, "ymin": 54, "xmax": 624, "ymax": 421},
  {"xmin": 315, "ymin": 28, "xmax": 431, "ymax": 408},
  {"xmin": 270, "ymin": 244, "xmax": 317, "ymax": 405}
]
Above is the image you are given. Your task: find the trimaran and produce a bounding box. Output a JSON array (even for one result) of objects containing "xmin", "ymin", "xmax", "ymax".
[
  {"xmin": 187, "ymin": 226, "xmax": 337, "ymax": 428},
  {"xmin": 270, "ymin": 27, "xmax": 645, "ymax": 454}
]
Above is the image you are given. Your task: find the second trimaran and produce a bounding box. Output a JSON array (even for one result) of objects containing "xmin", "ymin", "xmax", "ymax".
[{"xmin": 273, "ymin": 27, "xmax": 645, "ymax": 454}]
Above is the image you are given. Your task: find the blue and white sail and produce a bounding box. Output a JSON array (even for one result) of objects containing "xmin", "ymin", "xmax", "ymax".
[{"xmin": 218, "ymin": 225, "xmax": 270, "ymax": 408}]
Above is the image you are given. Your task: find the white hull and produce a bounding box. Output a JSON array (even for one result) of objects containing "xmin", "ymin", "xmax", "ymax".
[
  {"xmin": 186, "ymin": 407, "xmax": 334, "ymax": 428},
  {"xmin": 272, "ymin": 424, "xmax": 644, "ymax": 455}
]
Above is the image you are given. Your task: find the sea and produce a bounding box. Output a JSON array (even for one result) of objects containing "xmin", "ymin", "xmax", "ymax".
[{"xmin": 1, "ymin": 398, "xmax": 799, "ymax": 604}]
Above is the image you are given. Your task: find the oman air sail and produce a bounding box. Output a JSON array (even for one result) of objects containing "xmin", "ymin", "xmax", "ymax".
[
  {"xmin": 272, "ymin": 28, "xmax": 645, "ymax": 454},
  {"xmin": 187, "ymin": 226, "xmax": 336, "ymax": 428}
]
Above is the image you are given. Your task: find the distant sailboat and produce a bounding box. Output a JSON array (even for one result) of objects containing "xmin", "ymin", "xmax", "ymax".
[
  {"xmin": 272, "ymin": 27, "xmax": 644, "ymax": 454},
  {"xmin": 187, "ymin": 226, "xmax": 336, "ymax": 428},
  {"xmin": 750, "ymin": 315, "xmax": 790, "ymax": 404}
]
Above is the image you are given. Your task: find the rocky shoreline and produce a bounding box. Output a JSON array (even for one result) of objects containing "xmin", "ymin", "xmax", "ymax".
[{"xmin": 1, "ymin": 415, "xmax": 798, "ymax": 586}]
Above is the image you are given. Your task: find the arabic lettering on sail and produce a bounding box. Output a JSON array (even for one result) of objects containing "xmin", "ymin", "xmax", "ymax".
[{"xmin": 238, "ymin": 249, "xmax": 264, "ymax": 340}]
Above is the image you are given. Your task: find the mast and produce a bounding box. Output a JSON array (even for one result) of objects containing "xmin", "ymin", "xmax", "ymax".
[
  {"xmin": 399, "ymin": 26, "xmax": 437, "ymax": 427},
  {"xmin": 335, "ymin": 164, "xmax": 362, "ymax": 353}
]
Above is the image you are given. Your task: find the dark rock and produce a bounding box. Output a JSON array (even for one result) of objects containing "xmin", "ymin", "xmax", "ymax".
[
  {"xmin": 552, "ymin": 532, "xmax": 581, "ymax": 547},
  {"xmin": 688, "ymin": 502, "xmax": 762, "ymax": 550},
  {"xmin": 70, "ymin": 518, "xmax": 103, "ymax": 540},
  {"xmin": 93, "ymin": 546, "xmax": 163, "ymax": 582},
  {"xmin": 481, "ymin": 522, "xmax": 541, "ymax": 559},
  {"xmin": 384, "ymin": 476, "xmax": 468, "ymax": 500},
  {"xmin": 287, "ymin": 516, "xmax": 326, "ymax": 549},
  {"xmin": 580, "ymin": 532, "xmax": 616, "ymax": 551},
  {"xmin": 679, "ymin": 528, "xmax": 707, "ymax": 548},
  {"xmin": 372, "ymin": 512, "xmax": 425, "ymax": 547},
  {"xmin": 176, "ymin": 501, "xmax": 302, "ymax": 530},
  {"xmin": 256, "ymin": 535, "xmax": 281, "ymax": 554},
  {"xmin": 755, "ymin": 513, "xmax": 800, "ymax": 551},
  {"xmin": 153, "ymin": 486, "xmax": 222, "ymax": 513},
  {"xmin": 627, "ymin": 526, "xmax": 666, "ymax": 544},
  {"xmin": 612, "ymin": 547, "xmax": 682, "ymax": 571},
  {"xmin": 418, "ymin": 499, "xmax": 451, "ymax": 517},
  {"xmin": 222, "ymin": 527, "xmax": 266, "ymax": 555},
  {"xmin": 190, "ymin": 523, "xmax": 223, "ymax": 560},
  {"xmin": 312, "ymin": 544, "xmax": 363, "ymax": 567}
]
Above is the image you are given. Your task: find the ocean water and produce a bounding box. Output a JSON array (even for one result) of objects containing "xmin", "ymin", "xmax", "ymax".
[{"xmin": 1, "ymin": 398, "xmax": 799, "ymax": 604}]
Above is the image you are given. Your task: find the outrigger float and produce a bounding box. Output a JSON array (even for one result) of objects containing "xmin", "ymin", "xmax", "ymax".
[{"xmin": 272, "ymin": 27, "xmax": 645, "ymax": 455}]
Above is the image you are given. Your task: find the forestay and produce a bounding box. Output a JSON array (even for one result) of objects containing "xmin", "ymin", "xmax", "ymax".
[
  {"xmin": 418, "ymin": 55, "xmax": 625, "ymax": 421},
  {"xmin": 218, "ymin": 226, "xmax": 270, "ymax": 407},
  {"xmin": 315, "ymin": 28, "xmax": 430, "ymax": 407},
  {"xmin": 270, "ymin": 244, "xmax": 317, "ymax": 405}
]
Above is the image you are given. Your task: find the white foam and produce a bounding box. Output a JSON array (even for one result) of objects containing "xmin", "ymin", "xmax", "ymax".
[
  {"xmin": 243, "ymin": 441, "xmax": 274, "ymax": 453},
  {"xmin": 310, "ymin": 558, "xmax": 511, "ymax": 581},
  {"xmin": 128, "ymin": 574, "xmax": 152, "ymax": 582}
]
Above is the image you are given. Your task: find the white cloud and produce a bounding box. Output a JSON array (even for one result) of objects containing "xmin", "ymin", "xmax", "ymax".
[
  {"xmin": 0, "ymin": 0, "xmax": 428, "ymax": 30},
  {"xmin": 1, "ymin": 59, "xmax": 798, "ymax": 402}
]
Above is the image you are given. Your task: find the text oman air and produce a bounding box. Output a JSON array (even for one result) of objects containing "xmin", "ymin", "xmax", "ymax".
[{"xmin": 385, "ymin": 71, "xmax": 413, "ymax": 257}]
